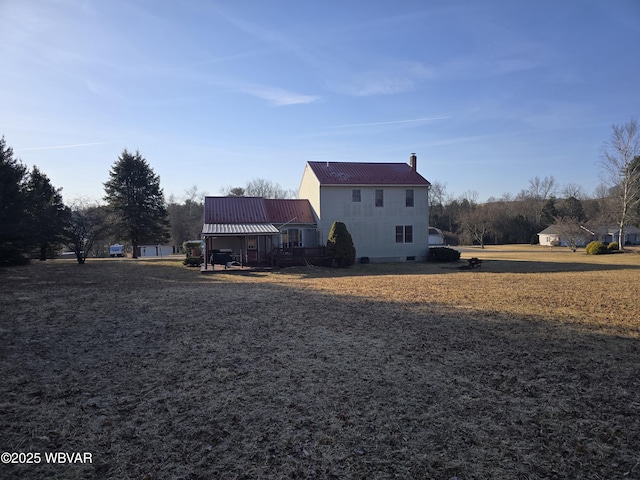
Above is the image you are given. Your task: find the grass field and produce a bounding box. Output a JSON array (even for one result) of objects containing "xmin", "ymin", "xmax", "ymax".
[{"xmin": 1, "ymin": 246, "xmax": 639, "ymax": 479}]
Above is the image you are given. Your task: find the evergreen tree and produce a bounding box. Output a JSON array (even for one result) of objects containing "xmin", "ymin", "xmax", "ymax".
[
  {"xmin": 326, "ymin": 221, "xmax": 356, "ymax": 267},
  {"xmin": 560, "ymin": 196, "xmax": 586, "ymax": 221},
  {"xmin": 104, "ymin": 149, "xmax": 170, "ymax": 257},
  {"xmin": 539, "ymin": 197, "xmax": 558, "ymax": 228},
  {"xmin": 24, "ymin": 166, "xmax": 69, "ymax": 260},
  {"xmin": 0, "ymin": 136, "xmax": 29, "ymax": 264}
]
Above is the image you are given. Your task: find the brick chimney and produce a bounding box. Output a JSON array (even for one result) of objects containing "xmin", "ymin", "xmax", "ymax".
[{"xmin": 409, "ymin": 153, "xmax": 417, "ymax": 171}]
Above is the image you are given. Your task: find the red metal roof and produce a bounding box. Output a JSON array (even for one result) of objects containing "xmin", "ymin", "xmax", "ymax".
[
  {"xmin": 204, "ymin": 197, "xmax": 269, "ymax": 224},
  {"xmin": 204, "ymin": 197, "xmax": 316, "ymax": 225},
  {"xmin": 307, "ymin": 161, "xmax": 430, "ymax": 186},
  {"xmin": 264, "ymin": 199, "xmax": 316, "ymax": 223}
]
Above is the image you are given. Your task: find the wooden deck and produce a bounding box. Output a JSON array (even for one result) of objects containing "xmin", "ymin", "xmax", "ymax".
[
  {"xmin": 270, "ymin": 246, "xmax": 330, "ymax": 268},
  {"xmin": 202, "ymin": 247, "xmax": 330, "ymax": 272},
  {"xmin": 200, "ymin": 263, "xmax": 273, "ymax": 274}
]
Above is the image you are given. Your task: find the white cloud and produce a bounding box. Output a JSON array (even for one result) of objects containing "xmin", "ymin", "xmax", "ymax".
[
  {"xmin": 332, "ymin": 61, "xmax": 435, "ymax": 96},
  {"xmin": 328, "ymin": 116, "xmax": 450, "ymax": 129},
  {"xmin": 15, "ymin": 142, "xmax": 107, "ymax": 152},
  {"xmin": 239, "ymin": 86, "xmax": 319, "ymax": 106}
]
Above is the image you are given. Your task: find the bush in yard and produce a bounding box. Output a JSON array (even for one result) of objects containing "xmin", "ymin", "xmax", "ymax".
[
  {"xmin": 585, "ymin": 241, "xmax": 607, "ymax": 255},
  {"xmin": 428, "ymin": 247, "xmax": 461, "ymax": 262},
  {"xmin": 183, "ymin": 257, "xmax": 202, "ymax": 267},
  {"xmin": 183, "ymin": 241, "xmax": 203, "ymax": 257},
  {"xmin": 326, "ymin": 221, "xmax": 356, "ymax": 267},
  {"xmin": 608, "ymin": 242, "xmax": 619, "ymax": 251}
]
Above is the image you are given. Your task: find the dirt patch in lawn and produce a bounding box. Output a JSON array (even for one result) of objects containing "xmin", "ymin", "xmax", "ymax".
[{"xmin": 1, "ymin": 254, "xmax": 639, "ymax": 479}]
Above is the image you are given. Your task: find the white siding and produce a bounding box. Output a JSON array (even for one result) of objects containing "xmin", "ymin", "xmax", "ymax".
[
  {"xmin": 298, "ymin": 165, "xmax": 321, "ymax": 220},
  {"xmin": 318, "ymin": 185, "xmax": 429, "ymax": 262}
]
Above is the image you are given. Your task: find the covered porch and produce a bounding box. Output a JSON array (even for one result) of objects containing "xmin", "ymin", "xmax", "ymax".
[{"xmin": 202, "ymin": 223, "xmax": 279, "ymax": 270}]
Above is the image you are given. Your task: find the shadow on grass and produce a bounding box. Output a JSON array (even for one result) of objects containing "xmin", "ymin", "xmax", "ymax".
[
  {"xmin": 1, "ymin": 260, "xmax": 639, "ymax": 479},
  {"xmin": 270, "ymin": 257, "xmax": 640, "ymax": 279}
]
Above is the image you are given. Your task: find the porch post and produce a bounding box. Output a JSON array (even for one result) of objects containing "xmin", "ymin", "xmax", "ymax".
[{"xmin": 203, "ymin": 236, "xmax": 208, "ymax": 269}]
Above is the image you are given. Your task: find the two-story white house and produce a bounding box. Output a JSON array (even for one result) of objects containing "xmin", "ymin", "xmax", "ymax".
[{"xmin": 298, "ymin": 154, "xmax": 431, "ymax": 262}]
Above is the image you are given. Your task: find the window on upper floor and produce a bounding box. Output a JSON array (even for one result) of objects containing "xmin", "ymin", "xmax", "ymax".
[
  {"xmin": 375, "ymin": 189, "xmax": 384, "ymax": 207},
  {"xmin": 352, "ymin": 189, "xmax": 361, "ymax": 202},
  {"xmin": 406, "ymin": 189, "xmax": 414, "ymax": 207}
]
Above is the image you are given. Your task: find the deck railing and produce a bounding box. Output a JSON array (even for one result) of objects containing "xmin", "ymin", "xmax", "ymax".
[{"xmin": 269, "ymin": 246, "xmax": 329, "ymax": 267}]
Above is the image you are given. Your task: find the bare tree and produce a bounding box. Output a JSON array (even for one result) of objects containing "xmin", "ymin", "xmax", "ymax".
[
  {"xmin": 246, "ymin": 178, "xmax": 294, "ymax": 198},
  {"xmin": 64, "ymin": 198, "xmax": 108, "ymax": 264},
  {"xmin": 529, "ymin": 175, "xmax": 557, "ymax": 200},
  {"xmin": 552, "ymin": 216, "xmax": 591, "ymax": 252},
  {"xmin": 562, "ymin": 183, "xmax": 586, "ymax": 200},
  {"xmin": 459, "ymin": 208, "xmax": 492, "ymax": 248},
  {"xmin": 221, "ymin": 179, "xmax": 294, "ymax": 198},
  {"xmin": 528, "ymin": 175, "xmax": 557, "ymax": 225},
  {"xmin": 599, "ymin": 119, "xmax": 640, "ymax": 250}
]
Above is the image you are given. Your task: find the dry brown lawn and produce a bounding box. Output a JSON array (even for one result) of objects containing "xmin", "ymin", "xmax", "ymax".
[{"xmin": 1, "ymin": 246, "xmax": 639, "ymax": 479}]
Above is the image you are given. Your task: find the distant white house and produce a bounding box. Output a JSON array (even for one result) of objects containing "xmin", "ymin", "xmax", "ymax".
[
  {"xmin": 538, "ymin": 224, "xmax": 640, "ymax": 247},
  {"xmin": 592, "ymin": 225, "xmax": 640, "ymax": 245},
  {"xmin": 137, "ymin": 244, "xmax": 177, "ymax": 257},
  {"xmin": 537, "ymin": 225, "xmax": 590, "ymax": 247},
  {"xmin": 298, "ymin": 154, "xmax": 431, "ymax": 262}
]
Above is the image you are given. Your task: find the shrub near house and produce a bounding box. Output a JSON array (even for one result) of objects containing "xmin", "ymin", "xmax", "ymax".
[
  {"xmin": 326, "ymin": 221, "xmax": 356, "ymax": 267},
  {"xmin": 428, "ymin": 247, "xmax": 461, "ymax": 262},
  {"xmin": 183, "ymin": 240, "xmax": 203, "ymax": 266},
  {"xmin": 586, "ymin": 241, "xmax": 606, "ymax": 255}
]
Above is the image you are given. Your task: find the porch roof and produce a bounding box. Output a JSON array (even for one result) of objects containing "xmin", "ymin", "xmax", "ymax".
[{"xmin": 202, "ymin": 223, "xmax": 279, "ymax": 236}]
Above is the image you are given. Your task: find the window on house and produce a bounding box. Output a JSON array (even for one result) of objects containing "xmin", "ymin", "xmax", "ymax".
[
  {"xmin": 405, "ymin": 225, "xmax": 413, "ymax": 243},
  {"xmin": 352, "ymin": 189, "xmax": 361, "ymax": 202},
  {"xmin": 406, "ymin": 189, "xmax": 414, "ymax": 207},
  {"xmin": 375, "ymin": 189, "xmax": 384, "ymax": 207},
  {"xmin": 395, "ymin": 225, "xmax": 414, "ymax": 243},
  {"xmin": 281, "ymin": 229, "xmax": 302, "ymax": 248},
  {"xmin": 395, "ymin": 226, "xmax": 404, "ymax": 243},
  {"xmin": 247, "ymin": 236, "xmax": 257, "ymax": 250}
]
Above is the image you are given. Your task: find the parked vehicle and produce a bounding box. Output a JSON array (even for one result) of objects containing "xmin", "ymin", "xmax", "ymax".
[{"xmin": 109, "ymin": 244, "xmax": 124, "ymax": 257}]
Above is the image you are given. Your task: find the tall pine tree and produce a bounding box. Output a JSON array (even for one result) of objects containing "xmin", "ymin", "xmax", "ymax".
[
  {"xmin": 24, "ymin": 166, "xmax": 69, "ymax": 260},
  {"xmin": 104, "ymin": 149, "xmax": 170, "ymax": 257},
  {"xmin": 0, "ymin": 136, "xmax": 28, "ymax": 264}
]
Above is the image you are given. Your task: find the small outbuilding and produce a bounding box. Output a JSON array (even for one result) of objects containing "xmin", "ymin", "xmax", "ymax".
[{"xmin": 428, "ymin": 227, "xmax": 446, "ymax": 246}]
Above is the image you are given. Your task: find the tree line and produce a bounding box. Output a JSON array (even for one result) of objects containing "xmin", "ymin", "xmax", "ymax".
[
  {"xmin": 433, "ymin": 119, "xmax": 640, "ymax": 249},
  {"xmin": 1, "ymin": 119, "xmax": 638, "ymax": 265},
  {"xmin": 1, "ymin": 142, "xmax": 169, "ymax": 265}
]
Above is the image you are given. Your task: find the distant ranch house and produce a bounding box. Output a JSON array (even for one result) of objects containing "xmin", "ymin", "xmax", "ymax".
[
  {"xmin": 538, "ymin": 224, "xmax": 640, "ymax": 247},
  {"xmin": 537, "ymin": 225, "xmax": 591, "ymax": 247},
  {"xmin": 592, "ymin": 225, "xmax": 640, "ymax": 245}
]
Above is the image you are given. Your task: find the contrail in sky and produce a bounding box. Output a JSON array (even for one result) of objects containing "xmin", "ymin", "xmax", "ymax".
[
  {"xmin": 328, "ymin": 116, "xmax": 450, "ymax": 129},
  {"xmin": 15, "ymin": 142, "xmax": 106, "ymax": 151}
]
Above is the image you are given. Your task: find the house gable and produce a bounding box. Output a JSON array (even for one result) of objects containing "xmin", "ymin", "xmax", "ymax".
[{"xmin": 301, "ymin": 157, "xmax": 431, "ymax": 262}]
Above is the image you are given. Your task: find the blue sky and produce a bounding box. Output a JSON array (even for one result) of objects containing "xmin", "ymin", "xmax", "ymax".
[{"xmin": 2, "ymin": 0, "xmax": 639, "ymax": 203}]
